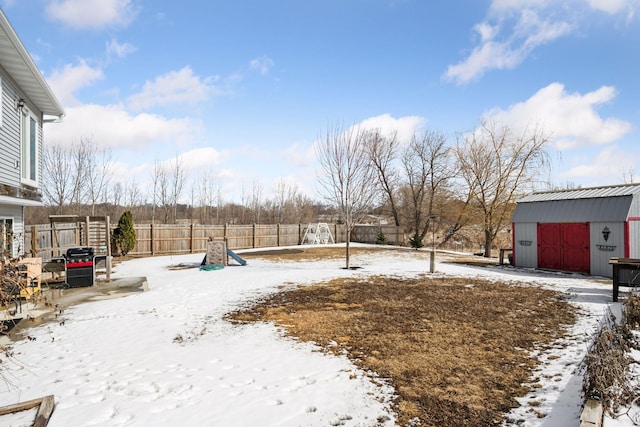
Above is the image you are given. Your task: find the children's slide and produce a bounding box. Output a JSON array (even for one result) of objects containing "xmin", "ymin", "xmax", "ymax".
[{"xmin": 227, "ymin": 249, "xmax": 247, "ymax": 266}]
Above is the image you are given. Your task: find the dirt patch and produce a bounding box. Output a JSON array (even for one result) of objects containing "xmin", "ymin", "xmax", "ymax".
[
  {"xmin": 242, "ymin": 246, "xmax": 433, "ymax": 263},
  {"xmin": 228, "ymin": 274, "xmax": 576, "ymax": 426}
]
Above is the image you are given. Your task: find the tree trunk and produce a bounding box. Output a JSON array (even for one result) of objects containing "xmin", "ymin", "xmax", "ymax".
[
  {"xmin": 345, "ymin": 238, "xmax": 351, "ymax": 269},
  {"xmin": 484, "ymin": 228, "xmax": 492, "ymax": 258}
]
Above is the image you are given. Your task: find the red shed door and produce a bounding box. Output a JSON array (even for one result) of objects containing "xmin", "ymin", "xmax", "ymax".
[
  {"xmin": 538, "ymin": 223, "xmax": 590, "ymax": 274},
  {"xmin": 538, "ymin": 223, "xmax": 562, "ymax": 270}
]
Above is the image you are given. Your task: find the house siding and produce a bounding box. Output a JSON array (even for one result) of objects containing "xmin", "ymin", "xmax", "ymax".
[
  {"xmin": 0, "ymin": 203, "xmax": 23, "ymax": 257},
  {"xmin": 0, "ymin": 69, "xmax": 22, "ymax": 188}
]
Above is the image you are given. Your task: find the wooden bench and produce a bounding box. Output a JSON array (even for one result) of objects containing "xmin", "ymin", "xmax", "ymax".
[{"xmin": 609, "ymin": 257, "xmax": 640, "ymax": 302}]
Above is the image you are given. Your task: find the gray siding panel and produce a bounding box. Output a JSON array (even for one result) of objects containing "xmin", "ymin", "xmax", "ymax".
[
  {"xmin": 512, "ymin": 196, "xmax": 633, "ymax": 223},
  {"xmin": 513, "ymin": 222, "xmax": 537, "ymax": 268},
  {"xmin": 0, "ymin": 72, "xmax": 22, "ymax": 188},
  {"xmin": 0, "ymin": 204, "xmax": 23, "ymax": 257},
  {"xmin": 590, "ymin": 222, "xmax": 624, "ymax": 277},
  {"xmin": 630, "ymin": 220, "xmax": 640, "ymax": 259}
]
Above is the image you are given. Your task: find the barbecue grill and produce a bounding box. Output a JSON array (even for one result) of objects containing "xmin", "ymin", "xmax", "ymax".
[{"xmin": 64, "ymin": 247, "xmax": 95, "ymax": 287}]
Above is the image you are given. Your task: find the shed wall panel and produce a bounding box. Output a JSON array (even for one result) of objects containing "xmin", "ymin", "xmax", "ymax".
[
  {"xmin": 629, "ymin": 220, "xmax": 640, "ymax": 259},
  {"xmin": 589, "ymin": 222, "xmax": 624, "ymax": 277},
  {"xmin": 513, "ymin": 222, "xmax": 537, "ymax": 268},
  {"xmin": 629, "ymin": 196, "xmax": 640, "ymax": 218}
]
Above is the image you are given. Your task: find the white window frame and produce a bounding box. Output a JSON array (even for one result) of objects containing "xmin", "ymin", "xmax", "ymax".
[{"xmin": 20, "ymin": 108, "xmax": 39, "ymax": 186}]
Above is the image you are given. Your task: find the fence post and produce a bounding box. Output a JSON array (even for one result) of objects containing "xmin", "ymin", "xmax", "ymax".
[
  {"xmin": 84, "ymin": 216, "xmax": 90, "ymax": 246},
  {"xmin": 150, "ymin": 223, "xmax": 155, "ymax": 255},
  {"xmin": 253, "ymin": 224, "xmax": 257, "ymax": 248},
  {"xmin": 190, "ymin": 223, "xmax": 195, "ymax": 254},
  {"xmin": 30, "ymin": 225, "xmax": 38, "ymax": 257},
  {"xmin": 277, "ymin": 224, "xmax": 280, "ymax": 247}
]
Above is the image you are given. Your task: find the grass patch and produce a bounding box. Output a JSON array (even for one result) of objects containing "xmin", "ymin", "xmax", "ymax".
[{"xmin": 228, "ymin": 273, "xmax": 576, "ymax": 426}]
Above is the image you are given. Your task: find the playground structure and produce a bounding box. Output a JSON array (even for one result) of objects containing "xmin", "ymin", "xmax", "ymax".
[
  {"xmin": 301, "ymin": 223, "xmax": 335, "ymax": 245},
  {"xmin": 202, "ymin": 239, "xmax": 247, "ymax": 267}
]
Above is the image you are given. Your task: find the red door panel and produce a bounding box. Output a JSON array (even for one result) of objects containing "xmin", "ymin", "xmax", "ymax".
[
  {"xmin": 538, "ymin": 223, "xmax": 562, "ymax": 270},
  {"xmin": 537, "ymin": 223, "xmax": 590, "ymax": 274}
]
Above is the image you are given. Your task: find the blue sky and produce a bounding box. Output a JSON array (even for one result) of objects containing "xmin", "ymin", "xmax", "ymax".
[{"xmin": 3, "ymin": 0, "xmax": 640, "ymax": 204}]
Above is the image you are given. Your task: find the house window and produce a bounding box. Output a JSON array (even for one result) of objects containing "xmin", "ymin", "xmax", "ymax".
[
  {"xmin": 20, "ymin": 110, "xmax": 38, "ymax": 185},
  {"xmin": 0, "ymin": 218, "xmax": 14, "ymax": 259}
]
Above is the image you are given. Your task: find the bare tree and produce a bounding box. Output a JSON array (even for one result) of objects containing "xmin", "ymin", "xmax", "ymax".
[
  {"xmin": 83, "ymin": 138, "xmax": 113, "ymax": 215},
  {"xmin": 42, "ymin": 143, "xmax": 74, "ymax": 211},
  {"xmin": 365, "ymin": 129, "xmax": 401, "ymax": 226},
  {"xmin": 124, "ymin": 178, "xmax": 143, "ymax": 209},
  {"xmin": 455, "ymin": 120, "xmax": 551, "ymax": 257},
  {"xmin": 197, "ymin": 169, "xmax": 222, "ymax": 224},
  {"xmin": 400, "ymin": 130, "xmax": 454, "ymax": 247},
  {"xmin": 272, "ymin": 178, "xmax": 300, "ymax": 223},
  {"xmin": 170, "ymin": 156, "xmax": 187, "ymax": 222},
  {"xmin": 316, "ymin": 124, "xmax": 377, "ymax": 269},
  {"xmin": 151, "ymin": 160, "xmax": 169, "ymax": 223},
  {"xmin": 253, "ymin": 178, "xmax": 264, "ymax": 223},
  {"xmin": 623, "ymin": 167, "xmax": 637, "ymax": 184}
]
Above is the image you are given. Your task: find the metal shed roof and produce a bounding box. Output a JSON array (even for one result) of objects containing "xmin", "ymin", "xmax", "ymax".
[
  {"xmin": 512, "ymin": 183, "xmax": 640, "ymax": 223},
  {"xmin": 0, "ymin": 9, "xmax": 64, "ymax": 118},
  {"xmin": 516, "ymin": 183, "xmax": 640, "ymax": 203}
]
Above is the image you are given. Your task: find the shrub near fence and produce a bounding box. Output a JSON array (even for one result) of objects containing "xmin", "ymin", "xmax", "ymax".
[{"xmin": 24, "ymin": 223, "xmax": 404, "ymax": 260}]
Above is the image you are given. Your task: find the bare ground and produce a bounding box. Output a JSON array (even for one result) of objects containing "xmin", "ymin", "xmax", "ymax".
[{"xmin": 229, "ymin": 247, "xmax": 577, "ymax": 426}]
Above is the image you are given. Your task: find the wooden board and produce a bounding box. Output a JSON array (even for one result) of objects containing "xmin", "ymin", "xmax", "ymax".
[{"xmin": 0, "ymin": 395, "xmax": 55, "ymax": 426}]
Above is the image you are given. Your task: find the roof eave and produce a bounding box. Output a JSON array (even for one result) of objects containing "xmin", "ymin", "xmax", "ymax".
[{"xmin": 0, "ymin": 9, "xmax": 65, "ymax": 118}]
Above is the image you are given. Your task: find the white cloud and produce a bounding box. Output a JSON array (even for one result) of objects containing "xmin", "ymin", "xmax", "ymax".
[
  {"xmin": 354, "ymin": 113, "xmax": 425, "ymax": 143},
  {"xmin": 45, "ymin": 0, "xmax": 137, "ymax": 30},
  {"xmin": 250, "ymin": 56, "xmax": 275, "ymax": 75},
  {"xmin": 282, "ymin": 143, "xmax": 316, "ymax": 168},
  {"xmin": 45, "ymin": 104, "xmax": 199, "ymax": 149},
  {"xmin": 106, "ymin": 38, "xmax": 136, "ymax": 60},
  {"xmin": 46, "ymin": 61, "xmax": 104, "ymax": 107},
  {"xmin": 484, "ymin": 82, "xmax": 633, "ymax": 150},
  {"xmin": 444, "ymin": 10, "xmax": 572, "ymax": 84},
  {"xmin": 177, "ymin": 147, "xmax": 229, "ymax": 171},
  {"xmin": 559, "ymin": 145, "xmax": 638, "ymax": 183},
  {"xmin": 587, "ymin": 0, "xmax": 632, "ymax": 14},
  {"xmin": 447, "ymin": 0, "xmax": 638, "ymax": 84},
  {"xmin": 127, "ymin": 66, "xmax": 221, "ymax": 110}
]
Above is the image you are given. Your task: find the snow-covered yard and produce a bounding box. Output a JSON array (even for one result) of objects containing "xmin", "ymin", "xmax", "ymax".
[{"xmin": 0, "ymin": 245, "xmax": 627, "ymax": 426}]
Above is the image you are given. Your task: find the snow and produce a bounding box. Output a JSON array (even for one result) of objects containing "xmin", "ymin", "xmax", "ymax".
[{"xmin": 0, "ymin": 245, "xmax": 627, "ymax": 426}]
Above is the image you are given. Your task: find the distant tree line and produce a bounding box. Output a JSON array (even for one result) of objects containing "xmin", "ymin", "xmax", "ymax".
[{"xmin": 32, "ymin": 119, "xmax": 556, "ymax": 257}]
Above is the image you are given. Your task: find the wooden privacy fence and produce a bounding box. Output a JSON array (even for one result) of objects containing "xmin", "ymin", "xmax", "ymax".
[{"xmin": 24, "ymin": 223, "xmax": 405, "ymax": 260}]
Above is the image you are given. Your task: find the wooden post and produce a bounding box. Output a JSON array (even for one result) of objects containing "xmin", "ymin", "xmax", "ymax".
[
  {"xmin": 105, "ymin": 216, "xmax": 111, "ymax": 280},
  {"xmin": 190, "ymin": 223, "xmax": 195, "ymax": 253},
  {"xmin": 580, "ymin": 398, "xmax": 603, "ymax": 427},
  {"xmin": 31, "ymin": 225, "xmax": 38, "ymax": 257},
  {"xmin": 298, "ymin": 224, "xmax": 302, "ymax": 245},
  {"xmin": 150, "ymin": 223, "xmax": 155, "ymax": 255},
  {"xmin": 50, "ymin": 220, "xmax": 59, "ymax": 257},
  {"xmin": 253, "ymin": 223, "xmax": 257, "ymax": 248},
  {"xmin": 84, "ymin": 216, "xmax": 90, "ymax": 246},
  {"xmin": 277, "ymin": 223, "xmax": 280, "ymax": 247}
]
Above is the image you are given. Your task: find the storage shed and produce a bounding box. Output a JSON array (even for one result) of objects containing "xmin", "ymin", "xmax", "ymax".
[{"xmin": 511, "ymin": 183, "xmax": 640, "ymax": 277}]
